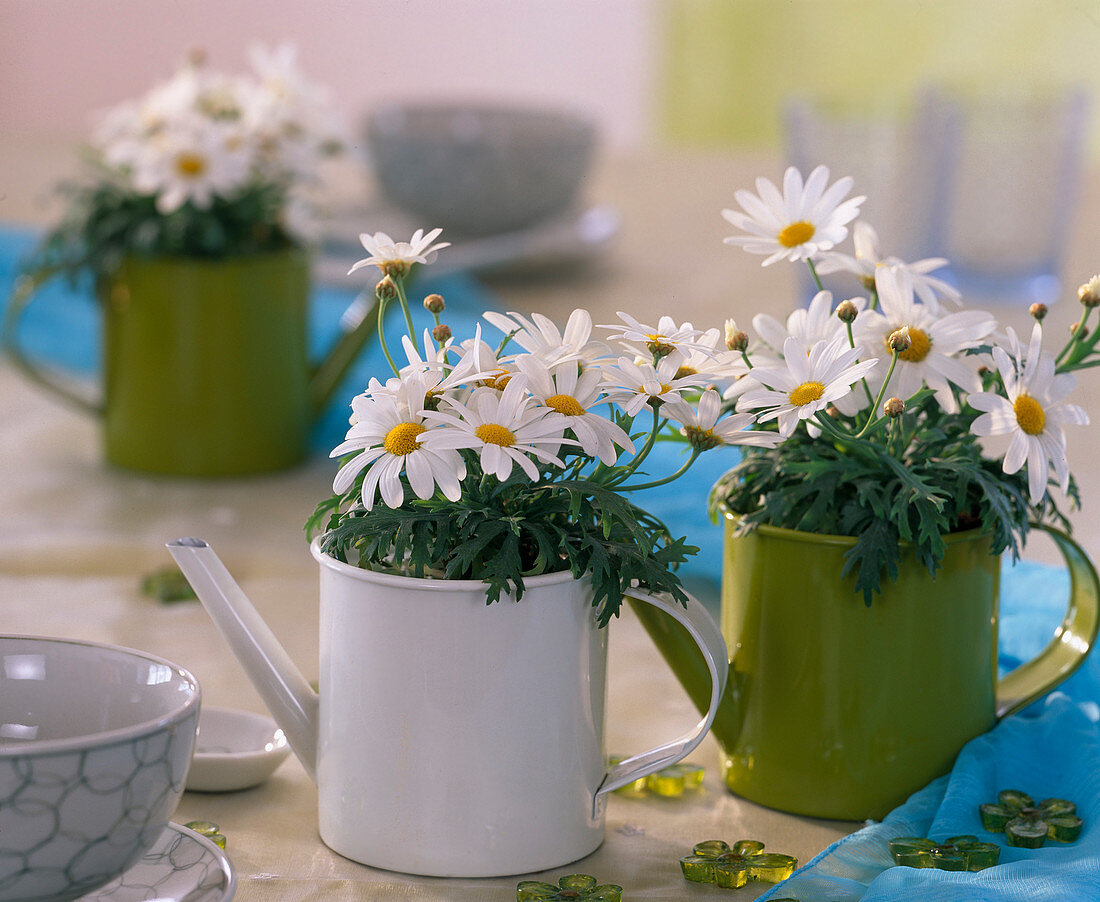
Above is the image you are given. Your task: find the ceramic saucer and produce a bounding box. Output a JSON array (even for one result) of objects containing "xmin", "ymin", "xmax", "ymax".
[
  {"xmin": 187, "ymin": 705, "xmax": 291, "ymax": 792},
  {"xmin": 80, "ymin": 822, "xmax": 235, "ymax": 901}
]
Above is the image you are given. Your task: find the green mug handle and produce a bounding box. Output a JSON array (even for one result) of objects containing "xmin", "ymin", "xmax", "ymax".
[
  {"xmin": 1, "ymin": 267, "xmax": 102, "ymax": 415},
  {"xmin": 996, "ymin": 522, "xmax": 1100, "ymax": 716}
]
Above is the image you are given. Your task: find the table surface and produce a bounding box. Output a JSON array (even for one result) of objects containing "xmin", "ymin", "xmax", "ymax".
[{"xmin": 2, "ymin": 136, "xmax": 1098, "ymax": 900}]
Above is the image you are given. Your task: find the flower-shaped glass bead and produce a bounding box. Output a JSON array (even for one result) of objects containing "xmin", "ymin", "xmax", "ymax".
[
  {"xmin": 889, "ymin": 835, "xmax": 1000, "ymax": 871},
  {"xmin": 184, "ymin": 820, "xmax": 227, "ymax": 849},
  {"xmin": 979, "ymin": 790, "xmax": 1083, "ymax": 848},
  {"xmin": 609, "ymin": 756, "xmax": 705, "ymax": 798},
  {"xmin": 680, "ymin": 839, "xmax": 797, "ymax": 889},
  {"xmin": 516, "ymin": 874, "xmax": 623, "ymax": 901}
]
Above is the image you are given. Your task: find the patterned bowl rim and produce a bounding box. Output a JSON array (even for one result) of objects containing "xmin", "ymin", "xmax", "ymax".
[{"xmin": 0, "ymin": 634, "xmax": 201, "ymax": 758}]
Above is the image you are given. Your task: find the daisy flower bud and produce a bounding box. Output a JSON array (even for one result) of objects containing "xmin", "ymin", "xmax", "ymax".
[
  {"xmin": 884, "ymin": 397, "xmax": 905, "ymax": 418},
  {"xmin": 376, "ymin": 275, "xmax": 398, "ymax": 301},
  {"xmin": 1078, "ymin": 275, "xmax": 1100, "ymax": 307},
  {"xmin": 432, "ymin": 323, "xmax": 452, "ymax": 343},
  {"xmin": 724, "ymin": 319, "xmax": 749, "ymax": 352},
  {"xmin": 424, "ymin": 293, "xmax": 446, "ymax": 314},
  {"xmin": 888, "ymin": 326, "xmax": 912, "ymax": 353},
  {"xmin": 1029, "ymin": 302, "xmax": 1048, "ymax": 321},
  {"xmin": 1071, "ymin": 321, "xmax": 1090, "ymax": 340},
  {"xmin": 836, "ymin": 299, "xmax": 859, "ymax": 323}
]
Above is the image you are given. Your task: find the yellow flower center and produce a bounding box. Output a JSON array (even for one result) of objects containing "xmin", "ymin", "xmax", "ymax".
[
  {"xmin": 475, "ymin": 423, "xmax": 516, "ymax": 447},
  {"xmin": 482, "ymin": 370, "xmax": 512, "ymax": 390},
  {"xmin": 890, "ymin": 326, "xmax": 933, "ymax": 363},
  {"xmin": 684, "ymin": 425, "xmax": 721, "ymax": 451},
  {"xmin": 675, "ymin": 365, "xmax": 698, "ymax": 379},
  {"xmin": 778, "ymin": 220, "xmax": 816, "ymax": 248},
  {"xmin": 545, "ymin": 393, "xmax": 585, "ymax": 416},
  {"xmin": 646, "ymin": 336, "xmax": 675, "ymax": 357},
  {"xmin": 175, "ymin": 152, "xmax": 208, "ymax": 178},
  {"xmin": 789, "ymin": 380, "xmax": 826, "ymax": 406},
  {"xmin": 383, "ymin": 422, "xmax": 425, "ymax": 456},
  {"xmin": 1014, "ymin": 394, "xmax": 1046, "ymax": 436}
]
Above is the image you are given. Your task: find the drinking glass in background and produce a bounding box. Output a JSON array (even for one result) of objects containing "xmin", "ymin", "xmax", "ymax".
[
  {"xmin": 784, "ymin": 86, "xmax": 1092, "ymax": 306},
  {"xmin": 785, "ymin": 95, "xmax": 942, "ymax": 266},
  {"xmin": 925, "ymin": 86, "xmax": 1090, "ymax": 306}
]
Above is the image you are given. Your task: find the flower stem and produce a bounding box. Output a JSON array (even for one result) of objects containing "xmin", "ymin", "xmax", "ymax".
[
  {"xmin": 619, "ymin": 449, "xmax": 701, "ymax": 492},
  {"xmin": 1056, "ymin": 307, "xmax": 1094, "ymax": 368},
  {"xmin": 846, "ymin": 321, "xmax": 875, "ymax": 407},
  {"xmin": 376, "ymin": 295, "xmax": 400, "ymax": 376},
  {"xmin": 608, "ymin": 407, "xmax": 661, "ymax": 485},
  {"xmin": 393, "ymin": 275, "xmax": 418, "ymax": 339},
  {"xmin": 807, "ymin": 258, "xmax": 825, "ymax": 293},
  {"xmin": 855, "ymin": 351, "xmax": 899, "ymax": 439}
]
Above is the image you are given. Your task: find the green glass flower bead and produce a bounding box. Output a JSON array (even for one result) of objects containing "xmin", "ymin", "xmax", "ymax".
[
  {"xmin": 979, "ymin": 789, "xmax": 1083, "ymax": 847},
  {"xmin": 647, "ymin": 762, "xmax": 705, "ymax": 797},
  {"xmin": 184, "ymin": 820, "xmax": 227, "ymax": 849},
  {"xmin": 142, "ymin": 566, "xmax": 197, "ymax": 602},
  {"xmin": 889, "ymin": 835, "xmax": 999, "ymax": 871},
  {"xmin": 516, "ymin": 874, "xmax": 623, "ymax": 901},
  {"xmin": 679, "ymin": 839, "xmax": 797, "ymax": 887},
  {"xmin": 608, "ymin": 757, "xmax": 705, "ymax": 798}
]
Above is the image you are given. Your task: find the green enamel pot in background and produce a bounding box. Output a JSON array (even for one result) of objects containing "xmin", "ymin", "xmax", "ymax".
[
  {"xmin": 630, "ymin": 508, "xmax": 1100, "ymax": 821},
  {"xmin": 3, "ymin": 251, "xmax": 377, "ymax": 477}
]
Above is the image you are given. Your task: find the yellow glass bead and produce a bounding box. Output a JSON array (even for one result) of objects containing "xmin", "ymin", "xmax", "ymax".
[
  {"xmin": 712, "ymin": 858, "xmax": 750, "ymax": 889},
  {"xmin": 747, "ymin": 852, "xmax": 798, "ymax": 883}
]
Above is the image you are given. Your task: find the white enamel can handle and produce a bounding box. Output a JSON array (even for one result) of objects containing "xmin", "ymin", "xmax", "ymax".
[{"xmin": 596, "ymin": 588, "xmax": 728, "ymax": 798}]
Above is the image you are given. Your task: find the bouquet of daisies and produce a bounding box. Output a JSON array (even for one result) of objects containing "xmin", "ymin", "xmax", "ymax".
[
  {"xmin": 714, "ymin": 165, "xmax": 1097, "ymax": 601},
  {"xmin": 307, "ymin": 230, "xmax": 782, "ymax": 624},
  {"xmin": 33, "ymin": 43, "xmax": 345, "ymax": 280}
]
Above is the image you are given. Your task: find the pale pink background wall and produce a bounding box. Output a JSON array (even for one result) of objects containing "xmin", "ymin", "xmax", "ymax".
[{"xmin": 0, "ymin": 0, "xmax": 657, "ymax": 148}]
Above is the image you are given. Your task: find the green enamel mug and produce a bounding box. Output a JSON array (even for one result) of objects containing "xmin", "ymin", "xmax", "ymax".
[
  {"xmin": 631, "ymin": 510, "xmax": 1100, "ymax": 821},
  {"xmin": 3, "ymin": 251, "xmax": 377, "ymax": 477}
]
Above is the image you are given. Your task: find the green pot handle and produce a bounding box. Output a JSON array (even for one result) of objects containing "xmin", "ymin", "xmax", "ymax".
[
  {"xmin": 1, "ymin": 267, "xmax": 102, "ymax": 415},
  {"xmin": 996, "ymin": 522, "xmax": 1100, "ymax": 717}
]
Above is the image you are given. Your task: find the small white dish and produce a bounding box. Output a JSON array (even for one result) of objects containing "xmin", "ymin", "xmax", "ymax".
[
  {"xmin": 80, "ymin": 822, "xmax": 235, "ymax": 902},
  {"xmin": 186, "ymin": 706, "xmax": 290, "ymax": 792}
]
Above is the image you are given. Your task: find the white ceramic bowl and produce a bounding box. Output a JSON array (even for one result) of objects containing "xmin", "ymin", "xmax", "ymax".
[
  {"xmin": 186, "ymin": 706, "xmax": 290, "ymax": 792},
  {"xmin": 366, "ymin": 102, "xmax": 596, "ymax": 236},
  {"xmin": 0, "ymin": 636, "xmax": 200, "ymax": 902}
]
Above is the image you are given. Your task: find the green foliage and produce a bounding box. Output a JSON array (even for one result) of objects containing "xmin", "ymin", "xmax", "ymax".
[
  {"xmin": 712, "ymin": 401, "xmax": 1078, "ymax": 605},
  {"xmin": 307, "ymin": 455, "xmax": 697, "ymax": 626},
  {"xmin": 30, "ymin": 164, "xmax": 296, "ymax": 284}
]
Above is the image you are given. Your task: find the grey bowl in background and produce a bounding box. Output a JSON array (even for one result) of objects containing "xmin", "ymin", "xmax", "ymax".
[{"xmin": 365, "ymin": 102, "xmax": 597, "ymax": 237}]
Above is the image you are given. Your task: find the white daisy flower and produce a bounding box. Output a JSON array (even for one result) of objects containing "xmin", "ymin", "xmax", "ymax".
[
  {"xmin": 724, "ymin": 290, "xmax": 862, "ymax": 406},
  {"xmin": 421, "ymin": 377, "xmax": 568, "ymax": 482},
  {"xmin": 482, "ymin": 308, "xmax": 609, "ymax": 367},
  {"xmin": 853, "ymin": 266, "xmax": 996, "ymax": 413},
  {"xmin": 970, "ymin": 324, "xmax": 1088, "ymax": 504},
  {"xmin": 242, "ymin": 42, "xmax": 345, "ymax": 181},
  {"xmin": 668, "ymin": 327, "xmax": 749, "ymax": 385},
  {"xmin": 816, "ymin": 221, "xmax": 962, "ymax": 309},
  {"xmin": 721, "ymin": 165, "xmax": 865, "ymax": 266},
  {"xmin": 751, "ymin": 289, "xmax": 858, "ymax": 361},
  {"xmin": 348, "ymin": 228, "xmax": 451, "ymax": 277},
  {"xmin": 330, "ymin": 372, "xmax": 466, "ymax": 511},
  {"xmin": 599, "ymin": 312, "xmax": 717, "ymax": 360},
  {"xmin": 736, "ymin": 335, "xmax": 879, "ymax": 437},
  {"xmin": 514, "ymin": 355, "xmax": 634, "ymax": 465},
  {"xmin": 663, "ymin": 390, "xmax": 783, "ymax": 451},
  {"xmin": 129, "ymin": 122, "xmax": 252, "ymax": 214},
  {"xmin": 600, "ymin": 353, "xmax": 709, "ymax": 417}
]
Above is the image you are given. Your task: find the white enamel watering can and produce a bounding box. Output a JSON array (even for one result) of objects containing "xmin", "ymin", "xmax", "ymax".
[{"xmin": 168, "ymin": 537, "xmax": 728, "ymax": 878}]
